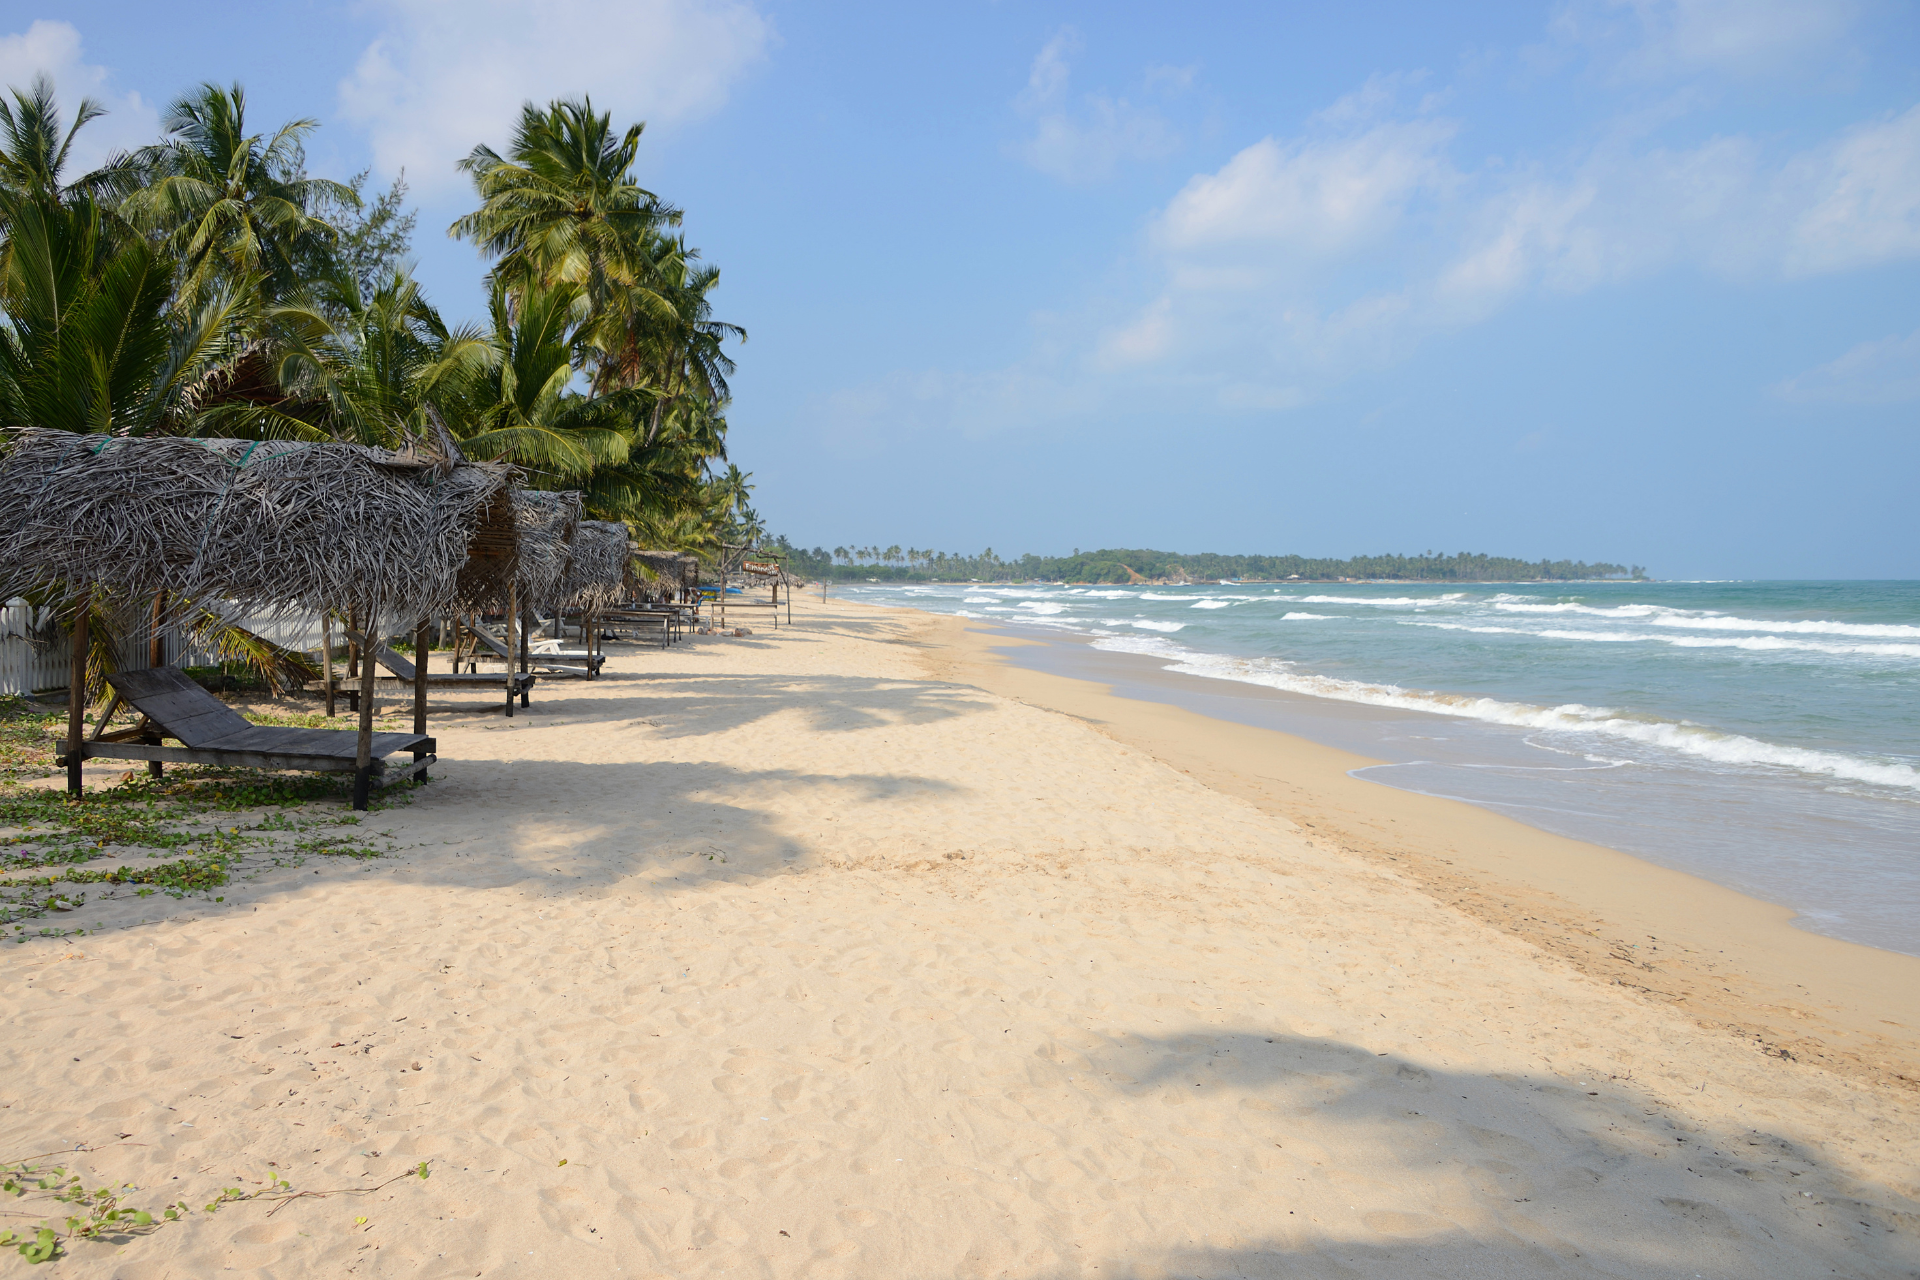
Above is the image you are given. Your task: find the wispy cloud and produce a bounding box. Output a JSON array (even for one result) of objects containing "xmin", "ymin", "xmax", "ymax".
[
  {"xmin": 0, "ymin": 21, "xmax": 158, "ymax": 172},
  {"xmin": 1772, "ymin": 329, "xmax": 1920, "ymax": 404},
  {"xmin": 1543, "ymin": 0, "xmax": 1865, "ymax": 80},
  {"xmin": 337, "ymin": 0, "xmax": 773, "ymax": 195},
  {"xmin": 1011, "ymin": 28, "xmax": 1179, "ymax": 184}
]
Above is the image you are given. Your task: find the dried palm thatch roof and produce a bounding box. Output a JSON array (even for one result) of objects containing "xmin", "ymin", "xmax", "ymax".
[
  {"xmin": 632, "ymin": 549, "xmax": 700, "ymax": 585},
  {"xmin": 505, "ymin": 490, "xmax": 583, "ymax": 609},
  {"xmin": 562, "ymin": 520, "xmax": 629, "ymax": 609},
  {"xmin": 0, "ymin": 427, "xmax": 514, "ymax": 627}
]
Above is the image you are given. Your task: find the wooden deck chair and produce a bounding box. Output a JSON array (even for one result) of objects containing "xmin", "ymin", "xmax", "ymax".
[
  {"xmin": 463, "ymin": 615, "xmax": 605, "ymax": 678},
  {"xmin": 317, "ymin": 627, "xmax": 536, "ymax": 716},
  {"xmin": 67, "ymin": 666, "xmax": 434, "ymax": 793}
]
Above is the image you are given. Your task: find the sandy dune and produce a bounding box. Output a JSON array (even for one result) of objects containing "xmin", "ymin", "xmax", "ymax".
[{"xmin": 1, "ymin": 601, "xmax": 1915, "ymax": 1278}]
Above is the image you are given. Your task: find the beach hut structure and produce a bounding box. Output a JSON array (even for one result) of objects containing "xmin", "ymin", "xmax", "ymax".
[
  {"xmin": 0, "ymin": 427, "xmax": 513, "ymax": 808},
  {"xmin": 550, "ymin": 520, "xmax": 629, "ymax": 669},
  {"xmin": 450, "ymin": 490, "xmax": 606, "ymax": 692}
]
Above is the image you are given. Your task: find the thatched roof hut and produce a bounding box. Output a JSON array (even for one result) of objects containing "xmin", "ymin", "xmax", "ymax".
[
  {"xmin": 0, "ymin": 428, "xmax": 513, "ymax": 629},
  {"xmin": 508, "ymin": 490, "xmax": 583, "ymax": 610},
  {"xmin": 562, "ymin": 521, "xmax": 629, "ymax": 609},
  {"xmin": 626, "ymin": 549, "xmax": 701, "ymax": 600}
]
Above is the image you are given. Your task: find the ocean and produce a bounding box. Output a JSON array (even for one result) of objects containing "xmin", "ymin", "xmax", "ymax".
[{"xmin": 840, "ymin": 578, "xmax": 1920, "ymax": 956}]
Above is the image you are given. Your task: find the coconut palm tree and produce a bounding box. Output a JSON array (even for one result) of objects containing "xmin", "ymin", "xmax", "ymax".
[
  {"xmin": 121, "ymin": 82, "xmax": 353, "ymax": 306},
  {"xmin": 430, "ymin": 277, "xmax": 646, "ymax": 482},
  {"xmin": 450, "ymin": 96, "xmax": 677, "ymax": 307},
  {"xmin": 589, "ymin": 238, "xmax": 743, "ymax": 447},
  {"xmin": 0, "ymin": 75, "xmax": 139, "ymax": 220}
]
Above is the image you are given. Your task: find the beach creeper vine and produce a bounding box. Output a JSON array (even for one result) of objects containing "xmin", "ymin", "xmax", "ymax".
[{"xmin": 0, "ymin": 1143, "xmax": 430, "ymax": 1264}]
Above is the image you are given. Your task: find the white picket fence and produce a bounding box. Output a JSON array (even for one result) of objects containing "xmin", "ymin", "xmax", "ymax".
[
  {"xmin": 0, "ymin": 598, "xmax": 326, "ymax": 698},
  {"xmin": 0, "ymin": 600, "xmax": 69, "ymax": 695}
]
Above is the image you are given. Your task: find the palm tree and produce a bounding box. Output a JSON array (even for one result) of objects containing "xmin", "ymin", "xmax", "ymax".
[
  {"xmin": 0, "ymin": 193, "xmax": 246, "ymax": 435},
  {"xmin": 0, "ymin": 75, "xmax": 138, "ymax": 220},
  {"xmin": 590, "ymin": 238, "xmax": 743, "ymax": 447},
  {"xmin": 121, "ymin": 83, "xmax": 353, "ymax": 305},
  {"xmin": 450, "ymin": 96, "xmax": 677, "ymax": 304},
  {"xmin": 432, "ymin": 277, "xmax": 643, "ymax": 482}
]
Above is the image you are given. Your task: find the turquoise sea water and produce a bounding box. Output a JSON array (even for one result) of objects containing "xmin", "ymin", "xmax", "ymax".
[{"xmin": 843, "ymin": 579, "xmax": 1920, "ymax": 955}]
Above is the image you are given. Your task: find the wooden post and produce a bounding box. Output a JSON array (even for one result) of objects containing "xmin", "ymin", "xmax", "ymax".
[
  {"xmin": 413, "ymin": 618, "xmax": 430, "ymax": 785},
  {"xmin": 321, "ymin": 611, "xmax": 337, "ymax": 717},
  {"xmin": 518, "ymin": 601, "xmax": 532, "ymax": 708},
  {"xmin": 149, "ymin": 591, "xmax": 165, "ymax": 669},
  {"xmin": 352, "ymin": 611, "xmax": 377, "ymax": 810},
  {"xmin": 504, "ymin": 588, "xmax": 517, "ymax": 718},
  {"xmin": 345, "ymin": 610, "xmax": 361, "ymax": 714},
  {"xmin": 65, "ymin": 599, "xmax": 88, "ymax": 796},
  {"xmin": 149, "ymin": 592, "xmax": 166, "ymax": 777}
]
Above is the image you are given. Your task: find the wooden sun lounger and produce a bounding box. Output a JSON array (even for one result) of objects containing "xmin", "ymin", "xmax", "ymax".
[
  {"xmin": 311, "ymin": 629, "xmax": 536, "ymax": 715},
  {"xmin": 466, "ymin": 619, "xmax": 606, "ymax": 678},
  {"xmin": 64, "ymin": 666, "xmax": 434, "ymax": 789}
]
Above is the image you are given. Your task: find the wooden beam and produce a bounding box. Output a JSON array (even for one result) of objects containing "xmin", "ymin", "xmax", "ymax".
[
  {"xmin": 65, "ymin": 599, "xmax": 88, "ymax": 795},
  {"xmin": 374, "ymin": 754, "xmax": 435, "ymax": 788}
]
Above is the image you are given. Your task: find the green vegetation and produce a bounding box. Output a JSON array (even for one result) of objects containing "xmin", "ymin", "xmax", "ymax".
[
  {"xmin": 0, "ymin": 76, "xmax": 759, "ymax": 555},
  {"xmin": 1, "ymin": 1145, "xmax": 430, "ymax": 1264},
  {"xmin": 771, "ymin": 539, "xmax": 1645, "ymax": 584},
  {"xmin": 0, "ymin": 765, "xmax": 400, "ymax": 933}
]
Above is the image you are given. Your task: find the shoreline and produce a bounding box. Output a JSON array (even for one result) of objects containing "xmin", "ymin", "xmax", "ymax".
[
  {"xmin": 3, "ymin": 597, "xmax": 1917, "ymax": 1274},
  {"xmin": 906, "ymin": 606, "xmax": 1920, "ymax": 1093}
]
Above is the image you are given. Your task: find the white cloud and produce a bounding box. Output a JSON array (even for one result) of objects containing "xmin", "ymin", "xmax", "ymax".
[
  {"xmin": 1772, "ymin": 329, "xmax": 1920, "ymax": 405},
  {"xmin": 1619, "ymin": 0, "xmax": 1861, "ymax": 77},
  {"xmin": 0, "ymin": 21, "xmax": 158, "ymax": 173},
  {"xmin": 1154, "ymin": 118, "xmax": 1456, "ymax": 257},
  {"xmin": 1012, "ymin": 29, "xmax": 1179, "ymax": 184},
  {"xmin": 338, "ymin": 0, "xmax": 772, "ymax": 195},
  {"xmin": 1096, "ymin": 296, "xmax": 1174, "ymax": 368},
  {"xmin": 1545, "ymin": 0, "xmax": 1864, "ymax": 80},
  {"xmin": 1787, "ymin": 106, "xmax": 1920, "ymax": 274}
]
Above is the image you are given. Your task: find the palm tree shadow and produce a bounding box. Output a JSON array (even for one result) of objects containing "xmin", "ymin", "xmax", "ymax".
[
  {"xmin": 1036, "ymin": 1028, "xmax": 1920, "ymax": 1278},
  {"xmin": 377, "ymin": 756, "xmax": 963, "ymax": 895},
  {"xmin": 504, "ymin": 670, "xmax": 994, "ymax": 739}
]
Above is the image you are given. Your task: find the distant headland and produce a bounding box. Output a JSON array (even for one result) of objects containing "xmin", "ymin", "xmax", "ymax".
[{"xmin": 767, "ymin": 540, "xmax": 1646, "ymax": 584}]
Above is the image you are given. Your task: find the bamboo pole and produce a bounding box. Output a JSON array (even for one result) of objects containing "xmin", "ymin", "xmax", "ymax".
[
  {"xmin": 65, "ymin": 598, "xmax": 88, "ymax": 796},
  {"xmin": 352, "ymin": 611, "xmax": 377, "ymax": 811}
]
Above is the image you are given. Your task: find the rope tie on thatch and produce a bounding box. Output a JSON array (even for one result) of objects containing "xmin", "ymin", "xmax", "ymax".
[{"xmin": 24, "ymin": 434, "xmax": 97, "ymax": 507}]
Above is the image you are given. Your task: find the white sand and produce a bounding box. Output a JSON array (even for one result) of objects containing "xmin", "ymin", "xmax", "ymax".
[{"xmin": 2, "ymin": 601, "xmax": 1915, "ymax": 1278}]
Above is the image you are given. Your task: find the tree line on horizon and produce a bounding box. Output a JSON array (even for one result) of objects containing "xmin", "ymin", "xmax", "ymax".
[
  {"xmin": 765, "ymin": 538, "xmax": 1645, "ymax": 583},
  {"xmin": 0, "ymin": 75, "xmax": 761, "ymax": 553}
]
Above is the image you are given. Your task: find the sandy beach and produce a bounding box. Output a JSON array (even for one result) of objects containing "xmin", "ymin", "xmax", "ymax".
[{"xmin": 2, "ymin": 598, "xmax": 1916, "ymax": 1278}]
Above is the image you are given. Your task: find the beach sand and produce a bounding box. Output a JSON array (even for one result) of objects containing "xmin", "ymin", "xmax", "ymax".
[{"xmin": 2, "ymin": 599, "xmax": 1915, "ymax": 1278}]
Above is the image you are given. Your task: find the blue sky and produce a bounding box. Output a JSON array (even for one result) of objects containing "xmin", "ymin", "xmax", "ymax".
[{"xmin": 5, "ymin": 1, "xmax": 1918, "ymax": 577}]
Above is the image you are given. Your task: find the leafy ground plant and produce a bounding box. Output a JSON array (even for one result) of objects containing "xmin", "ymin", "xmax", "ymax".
[
  {"xmin": 0, "ymin": 1143, "xmax": 430, "ymax": 1264},
  {"xmin": 1, "ymin": 766, "xmax": 406, "ymax": 933},
  {"xmin": 0, "ymin": 698, "xmax": 61, "ymax": 786}
]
